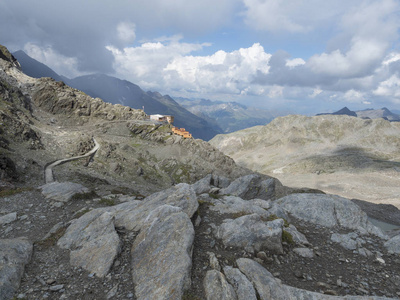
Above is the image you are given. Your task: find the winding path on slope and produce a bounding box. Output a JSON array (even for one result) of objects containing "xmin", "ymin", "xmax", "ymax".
[{"xmin": 44, "ymin": 138, "xmax": 100, "ymax": 183}]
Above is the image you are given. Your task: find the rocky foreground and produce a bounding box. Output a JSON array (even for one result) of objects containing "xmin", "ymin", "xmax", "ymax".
[{"xmin": 1, "ymin": 173, "xmax": 400, "ymax": 300}]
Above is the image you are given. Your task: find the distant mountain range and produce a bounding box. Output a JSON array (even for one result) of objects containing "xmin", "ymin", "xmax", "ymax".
[
  {"xmin": 317, "ymin": 106, "xmax": 400, "ymax": 121},
  {"xmin": 175, "ymin": 97, "xmax": 282, "ymax": 133},
  {"xmin": 13, "ymin": 50, "xmax": 221, "ymax": 140}
]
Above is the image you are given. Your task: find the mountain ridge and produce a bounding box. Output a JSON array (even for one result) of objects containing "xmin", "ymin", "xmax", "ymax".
[{"xmin": 12, "ymin": 50, "xmax": 221, "ymax": 140}]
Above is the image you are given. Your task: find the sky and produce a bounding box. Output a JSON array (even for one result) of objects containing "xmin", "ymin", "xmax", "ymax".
[{"xmin": 1, "ymin": 0, "xmax": 400, "ymax": 114}]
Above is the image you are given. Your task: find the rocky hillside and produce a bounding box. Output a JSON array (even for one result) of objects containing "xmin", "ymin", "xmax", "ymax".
[
  {"xmin": 2, "ymin": 45, "xmax": 400, "ymax": 300},
  {"xmin": 13, "ymin": 51, "xmax": 220, "ymax": 141},
  {"xmin": 210, "ymin": 114, "xmax": 400, "ymax": 208}
]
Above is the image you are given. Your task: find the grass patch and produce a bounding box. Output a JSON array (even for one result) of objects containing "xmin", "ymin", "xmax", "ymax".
[
  {"xmin": 36, "ymin": 226, "xmax": 67, "ymax": 248},
  {"xmin": 198, "ymin": 199, "xmax": 215, "ymax": 206},
  {"xmin": 182, "ymin": 291, "xmax": 203, "ymax": 300},
  {"xmin": 208, "ymin": 193, "xmax": 221, "ymax": 199},
  {"xmin": 231, "ymin": 211, "xmax": 249, "ymax": 219},
  {"xmin": 282, "ymin": 230, "xmax": 294, "ymax": 244},
  {"xmin": 265, "ymin": 214, "xmax": 290, "ymax": 227},
  {"xmin": 99, "ymin": 197, "xmax": 117, "ymax": 206},
  {"xmin": 74, "ymin": 208, "xmax": 91, "ymax": 218},
  {"xmin": 0, "ymin": 187, "xmax": 34, "ymax": 197},
  {"xmin": 70, "ymin": 190, "xmax": 98, "ymax": 201}
]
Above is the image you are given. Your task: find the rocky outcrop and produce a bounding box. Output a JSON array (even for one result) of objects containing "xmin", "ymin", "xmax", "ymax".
[
  {"xmin": 40, "ymin": 181, "xmax": 90, "ymax": 202},
  {"xmin": 277, "ymin": 193, "xmax": 386, "ymax": 237},
  {"xmin": 0, "ymin": 238, "xmax": 33, "ymax": 300},
  {"xmin": 215, "ymin": 215, "xmax": 283, "ymax": 253},
  {"xmin": 236, "ymin": 258, "xmax": 392, "ymax": 300},
  {"xmin": 219, "ymin": 174, "xmax": 280, "ymax": 200},
  {"xmin": 131, "ymin": 205, "xmax": 194, "ymax": 300}
]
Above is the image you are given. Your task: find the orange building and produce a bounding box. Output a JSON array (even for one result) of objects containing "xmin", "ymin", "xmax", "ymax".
[{"xmin": 172, "ymin": 127, "xmax": 192, "ymax": 139}]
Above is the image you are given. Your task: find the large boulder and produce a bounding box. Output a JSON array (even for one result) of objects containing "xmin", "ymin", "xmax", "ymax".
[
  {"xmin": 57, "ymin": 211, "xmax": 121, "ymax": 277},
  {"xmin": 384, "ymin": 234, "xmax": 400, "ymax": 254},
  {"xmin": 277, "ymin": 194, "xmax": 385, "ymax": 237},
  {"xmin": 0, "ymin": 238, "xmax": 33, "ymax": 300},
  {"xmin": 131, "ymin": 205, "xmax": 194, "ymax": 300},
  {"xmin": 215, "ymin": 214, "xmax": 283, "ymax": 253},
  {"xmin": 209, "ymin": 196, "xmax": 273, "ymax": 219},
  {"xmin": 219, "ymin": 174, "xmax": 279, "ymax": 200},
  {"xmin": 114, "ymin": 183, "xmax": 198, "ymax": 230}
]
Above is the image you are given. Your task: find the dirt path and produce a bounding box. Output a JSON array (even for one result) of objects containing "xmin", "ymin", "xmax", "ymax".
[{"xmin": 44, "ymin": 138, "xmax": 100, "ymax": 183}]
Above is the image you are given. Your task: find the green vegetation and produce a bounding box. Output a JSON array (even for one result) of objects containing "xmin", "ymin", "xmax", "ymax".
[
  {"xmin": 36, "ymin": 226, "xmax": 67, "ymax": 248},
  {"xmin": 208, "ymin": 193, "xmax": 221, "ymax": 199},
  {"xmin": 74, "ymin": 208, "xmax": 91, "ymax": 218},
  {"xmin": 99, "ymin": 197, "xmax": 117, "ymax": 206},
  {"xmin": 265, "ymin": 214, "xmax": 290, "ymax": 227},
  {"xmin": 182, "ymin": 291, "xmax": 202, "ymax": 300},
  {"xmin": 231, "ymin": 211, "xmax": 249, "ymax": 219},
  {"xmin": 197, "ymin": 199, "xmax": 215, "ymax": 206},
  {"xmin": 282, "ymin": 230, "xmax": 294, "ymax": 244},
  {"xmin": 0, "ymin": 187, "xmax": 34, "ymax": 198},
  {"xmin": 70, "ymin": 190, "xmax": 97, "ymax": 201}
]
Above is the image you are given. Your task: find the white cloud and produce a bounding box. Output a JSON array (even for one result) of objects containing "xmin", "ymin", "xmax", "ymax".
[
  {"xmin": 268, "ymin": 85, "xmax": 284, "ymax": 98},
  {"xmin": 373, "ymin": 75, "xmax": 400, "ymax": 97},
  {"xmin": 309, "ymin": 88, "xmax": 322, "ymax": 98},
  {"xmin": 108, "ymin": 41, "xmax": 271, "ymax": 95},
  {"xmin": 242, "ymin": 0, "xmax": 348, "ymax": 33},
  {"xmin": 382, "ymin": 52, "xmax": 400, "ymax": 65},
  {"xmin": 343, "ymin": 89, "xmax": 365, "ymax": 102},
  {"xmin": 24, "ymin": 43, "xmax": 82, "ymax": 78},
  {"xmin": 285, "ymin": 58, "xmax": 305, "ymax": 68},
  {"xmin": 308, "ymin": 0, "xmax": 399, "ymax": 78},
  {"xmin": 117, "ymin": 22, "xmax": 136, "ymax": 44}
]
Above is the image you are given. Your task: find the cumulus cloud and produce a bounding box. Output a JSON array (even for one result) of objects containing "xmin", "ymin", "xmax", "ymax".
[
  {"xmin": 108, "ymin": 41, "xmax": 271, "ymax": 95},
  {"xmin": 24, "ymin": 43, "xmax": 82, "ymax": 78},
  {"xmin": 117, "ymin": 22, "xmax": 136, "ymax": 44}
]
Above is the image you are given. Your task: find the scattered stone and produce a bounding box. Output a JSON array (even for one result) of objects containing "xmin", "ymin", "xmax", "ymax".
[
  {"xmin": 49, "ymin": 284, "xmax": 64, "ymax": 292},
  {"xmin": 106, "ymin": 284, "xmax": 119, "ymax": 299},
  {"xmin": 0, "ymin": 212, "xmax": 17, "ymax": 225},
  {"xmin": 207, "ymin": 252, "xmax": 221, "ymax": 271},
  {"xmin": 293, "ymin": 247, "xmax": 314, "ymax": 258}
]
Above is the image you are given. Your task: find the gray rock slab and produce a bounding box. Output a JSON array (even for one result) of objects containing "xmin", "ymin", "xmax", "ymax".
[
  {"xmin": 210, "ymin": 196, "xmax": 272, "ymax": 219},
  {"xmin": 223, "ymin": 266, "xmax": 257, "ymax": 300},
  {"xmin": 237, "ymin": 258, "xmax": 394, "ymax": 300},
  {"xmin": 58, "ymin": 211, "xmax": 121, "ymax": 277},
  {"xmin": 277, "ymin": 194, "xmax": 385, "ymax": 238},
  {"xmin": 0, "ymin": 212, "xmax": 17, "ymax": 226},
  {"xmin": 215, "ymin": 214, "xmax": 283, "ymax": 253},
  {"xmin": 204, "ymin": 270, "xmax": 238, "ymax": 300},
  {"xmin": 0, "ymin": 238, "xmax": 33, "ymax": 300},
  {"xmin": 219, "ymin": 174, "xmax": 277, "ymax": 200},
  {"xmin": 191, "ymin": 174, "xmax": 213, "ymax": 195},
  {"xmin": 114, "ymin": 183, "xmax": 198, "ymax": 231},
  {"xmin": 384, "ymin": 234, "xmax": 400, "ymax": 254},
  {"xmin": 40, "ymin": 181, "xmax": 90, "ymax": 202},
  {"xmin": 131, "ymin": 205, "xmax": 194, "ymax": 300}
]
